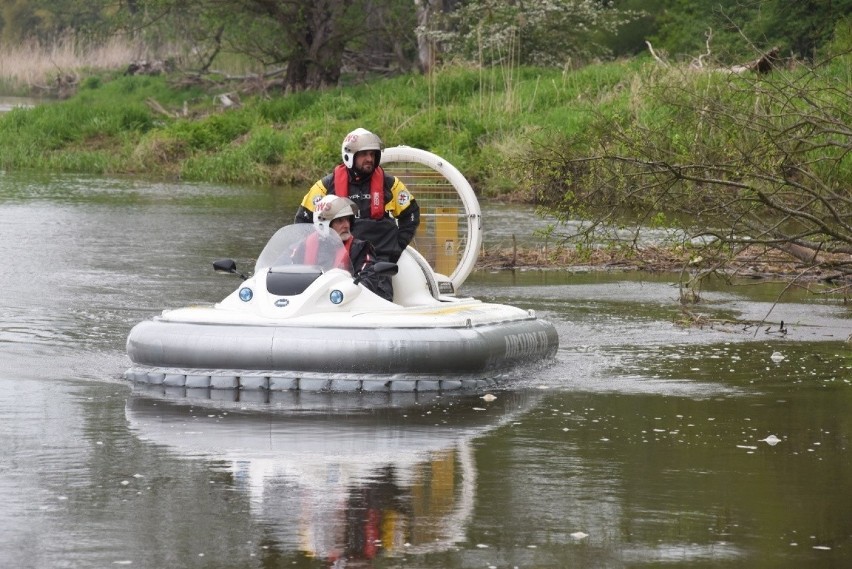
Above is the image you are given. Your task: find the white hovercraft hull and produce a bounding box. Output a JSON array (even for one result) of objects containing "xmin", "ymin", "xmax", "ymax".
[
  {"xmin": 125, "ymin": 302, "xmax": 557, "ymax": 392},
  {"xmin": 123, "ymin": 147, "xmax": 559, "ymax": 392}
]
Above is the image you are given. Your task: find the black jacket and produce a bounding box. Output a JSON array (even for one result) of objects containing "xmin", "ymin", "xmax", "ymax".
[{"xmin": 294, "ymin": 168, "xmax": 420, "ymax": 263}]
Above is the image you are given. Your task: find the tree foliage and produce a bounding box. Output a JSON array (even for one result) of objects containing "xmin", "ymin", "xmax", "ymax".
[
  {"xmin": 147, "ymin": 0, "xmax": 418, "ymax": 90},
  {"xmin": 0, "ymin": 0, "xmax": 116, "ymax": 43},
  {"xmin": 424, "ymin": 0, "xmax": 636, "ymax": 67},
  {"xmin": 0, "ymin": 0, "xmax": 418, "ymax": 90},
  {"xmin": 2, "ymin": 0, "xmax": 850, "ymax": 89},
  {"xmin": 639, "ymin": 0, "xmax": 852, "ymax": 63},
  {"xmin": 109, "ymin": 0, "xmax": 359, "ymax": 89}
]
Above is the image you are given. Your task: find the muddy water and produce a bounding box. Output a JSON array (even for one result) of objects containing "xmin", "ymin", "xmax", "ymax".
[{"xmin": 1, "ymin": 170, "xmax": 850, "ymax": 568}]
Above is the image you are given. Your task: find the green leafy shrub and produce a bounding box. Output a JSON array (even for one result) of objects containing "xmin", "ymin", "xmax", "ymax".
[
  {"xmin": 164, "ymin": 112, "xmax": 254, "ymax": 151},
  {"xmin": 243, "ymin": 127, "xmax": 287, "ymax": 166}
]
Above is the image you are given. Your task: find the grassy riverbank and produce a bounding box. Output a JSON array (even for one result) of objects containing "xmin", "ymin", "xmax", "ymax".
[
  {"xmin": 2, "ymin": 53, "xmax": 848, "ymax": 201},
  {"xmin": 0, "ymin": 61, "xmax": 643, "ymax": 192},
  {"xmin": 0, "ymin": 59, "xmax": 848, "ymax": 304}
]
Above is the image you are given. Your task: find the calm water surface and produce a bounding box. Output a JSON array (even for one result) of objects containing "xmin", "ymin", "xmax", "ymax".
[
  {"xmin": 0, "ymin": 95, "xmax": 38, "ymax": 113},
  {"xmin": 1, "ymin": 171, "xmax": 851, "ymax": 568}
]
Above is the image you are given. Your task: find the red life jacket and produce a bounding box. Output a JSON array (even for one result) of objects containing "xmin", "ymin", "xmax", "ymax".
[
  {"xmin": 303, "ymin": 232, "xmax": 353, "ymax": 270},
  {"xmin": 333, "ymin": 163, "xmax": 385, "ymax": 220}
]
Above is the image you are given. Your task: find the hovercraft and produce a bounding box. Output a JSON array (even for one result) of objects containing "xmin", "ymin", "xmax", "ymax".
[{"xmin": 124, "ymin": 147, "xmax": 558, "ymax": 392}]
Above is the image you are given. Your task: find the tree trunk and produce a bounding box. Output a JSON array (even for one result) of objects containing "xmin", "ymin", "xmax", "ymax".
[
  {"xmin": 414, "ymin": 0, "xmax": 439, "ymax": 73},
  {"xmin": 281, "ymin": 0, "xmax": 348, "ymax": 90},
  {"xmin": 414, "ymin": 0, "xmax": 460, "ymax": 73},
  {"xmin": 284, "ymin": 49, "xmax": 310, "ymax": 92}
]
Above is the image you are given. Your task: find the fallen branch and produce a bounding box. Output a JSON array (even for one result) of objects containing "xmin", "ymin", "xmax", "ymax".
[
  {"xmin": 645, "ymin": 41, "xmax": 669, "ymax": 67},
  {"xmin": 146, "ymin": 98, "xmax": 178, "ymax": 119}
]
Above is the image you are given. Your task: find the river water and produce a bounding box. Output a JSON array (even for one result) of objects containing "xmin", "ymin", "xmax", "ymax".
[
  {"xmin": 1, "ymin": 170, "xmax": 851, "ymax": 568},
  {"xmin": 0, "ymin": 95, "xmax": 38, "ymax": 113}
]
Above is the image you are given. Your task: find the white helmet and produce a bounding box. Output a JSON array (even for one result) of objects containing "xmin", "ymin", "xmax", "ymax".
[
  {"xmin": 341, "ymin": 128, "xmax": 383, "ymax": 169},
  {"xmin": 313, "ymin": 195, "xmax": 358, "ymax": 237}
]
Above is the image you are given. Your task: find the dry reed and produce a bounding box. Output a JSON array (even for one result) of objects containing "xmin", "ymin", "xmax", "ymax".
[{"xmin": 0, "ymin": 35, "xmax": 154, "ymax": 89}]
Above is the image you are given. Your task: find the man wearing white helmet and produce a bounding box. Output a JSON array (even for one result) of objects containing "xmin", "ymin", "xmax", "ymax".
[
  {"xmin": 292, "ymin": 195, "xmax": 389, "ymax": 300},
  {"xmin": 294, "ymin": 128, "xmax": 420, "ymax": 264}
]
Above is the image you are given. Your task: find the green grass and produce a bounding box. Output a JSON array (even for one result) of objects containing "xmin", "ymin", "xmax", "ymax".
[
  {"xmin": 0, "ymin": 56, "xmax": 847, "ymax": 195},
  {"xmin": 0, "ymin": 64, "xmax": 638, "ymax": 187}
]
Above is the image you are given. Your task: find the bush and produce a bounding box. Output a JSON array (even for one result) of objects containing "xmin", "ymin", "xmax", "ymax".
[{"xmin": 164, "ymin": 112, "xmax": 254, "ymax": 151}]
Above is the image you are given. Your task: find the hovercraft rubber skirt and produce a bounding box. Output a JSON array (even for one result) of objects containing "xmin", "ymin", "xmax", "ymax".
[{"xmin": 124, "ymin": 317, "xmax": 558, "ymax": 392}]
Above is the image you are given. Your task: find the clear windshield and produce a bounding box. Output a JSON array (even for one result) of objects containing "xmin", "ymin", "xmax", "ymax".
[{"xmin": 254, "ymin": 224, "xmax": 353, "ymax": 275}]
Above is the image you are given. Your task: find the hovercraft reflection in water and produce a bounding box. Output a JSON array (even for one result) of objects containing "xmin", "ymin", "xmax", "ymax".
[
  {"xmin": 124, "ymin": 147, "xmax": 558, "ymax": 392},
  {"xmin": 125, "ymin": 387, "xmax": 542, "ymax": 560}
]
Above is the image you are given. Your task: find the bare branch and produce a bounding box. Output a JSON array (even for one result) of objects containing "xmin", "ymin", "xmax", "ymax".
[{"xmin": 524, "ymin": 48, "xmax": 852, "ymax": 289}]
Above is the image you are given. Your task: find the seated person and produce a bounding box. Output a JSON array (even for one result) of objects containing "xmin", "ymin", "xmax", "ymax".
[{"xmin": 292, "ymin": 195, "xmax": 391, "ymax": 301}]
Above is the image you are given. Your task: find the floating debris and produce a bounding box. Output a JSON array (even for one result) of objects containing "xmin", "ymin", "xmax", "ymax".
[
  {"xmin": 570, "ymin": 532, "xmax": 589, "ymax": 540},
  {"xmin": 481, "ymin": 393, "xmax": 497, "ymax": 402},
  {"xmin": 760, "ymin": 435, "xmax": 782, "ymax": 446},
  {"xmin": 770, "ymin": 351, "xmax": 785, "ymax": 363}
]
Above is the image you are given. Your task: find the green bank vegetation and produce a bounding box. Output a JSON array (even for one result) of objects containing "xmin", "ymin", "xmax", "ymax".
[
  {"xmin": 0, "ymin": 28, "xmax": 849, "ymax": 290},
  {"xmin": 524, "ymin": 42, "xmax": 852, "ymax": 288},
  {"xmin": 0, "ymin": 60, "xmax": 646, "ymax": 190}
]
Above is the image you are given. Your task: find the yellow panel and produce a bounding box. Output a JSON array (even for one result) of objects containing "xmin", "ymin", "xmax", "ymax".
[
  {"xmin": 435, "ymin": 207, "xmax": 458, "ymax": 275},
  {"xmin": 387, "ymin": 160, "xmax": 468, "ymax": 276}
]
